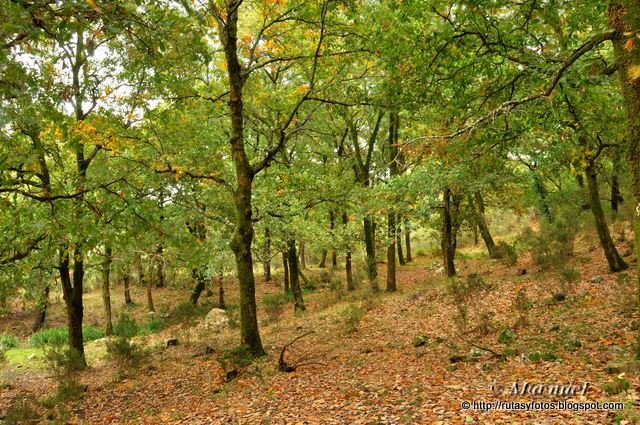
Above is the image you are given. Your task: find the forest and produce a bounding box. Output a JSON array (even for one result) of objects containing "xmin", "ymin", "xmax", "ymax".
[{"xmin": 1, "ymin": 0, "xmax": 640, "ymax": 423}]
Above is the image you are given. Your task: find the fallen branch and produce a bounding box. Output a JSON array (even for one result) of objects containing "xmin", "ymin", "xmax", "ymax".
[
  {"xmin": 455, "ymin": 332, "xmax": 504, "ymax": 360},
  {"xmin": 278, "ymin": 331, "xmax": 318, "ymax": 372}
]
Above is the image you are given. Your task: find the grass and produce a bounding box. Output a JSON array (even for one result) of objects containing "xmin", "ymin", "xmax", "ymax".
[
  {"xmin": 0, "ymin": 333, "xmax": 19, "ymax": 349},
  {"xmin": 29, "ymin": 325, "xmax": 104, "ymax": 348}
]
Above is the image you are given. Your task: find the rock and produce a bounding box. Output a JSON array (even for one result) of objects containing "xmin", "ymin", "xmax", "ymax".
[
  {"xmin": 590, "ymin": 276, "xmax": 604, "ymax": 284},
  {"xmin": 27, "ymin": 353, "xmax": 37, "ymax": 361},
  {"xmin": 166, "ymin": 338, "xmax": 179, "ymax": 347},
  {"xmin": 552, "ymin": 293, "xmax": 566, "ymax": 302},
  {"xmin": 201, "ymin": 308, "xmax": 230, "ymax": 332},
  {"xmin": 413, "ymin": 335, "xmax": 428, "ymax": 348},
  {"xmin": 604, "ymin": 361, "xmax": 640, "ymax": 374},
  {"xmin": 147, "ymin": 311, "xmax": 156, "ymax": 317},
  {"xmin": 160, "ymin": 313, "xmax": 170, "ymax": 319}
]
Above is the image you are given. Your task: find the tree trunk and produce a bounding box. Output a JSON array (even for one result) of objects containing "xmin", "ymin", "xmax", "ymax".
[
  {"xmin": 123, "ymin": 270, "xmax": 133, "ymax": 305},
  {"xmin": 299, "ymin": 241, "xmax": 307, "ymax": 270},
  {"xmin": 135, "ymin": 253, "xmax": 144, "ymax": 287},
  {"xmin": 386, "ymin": 212, "xmax": 397, "ymax": 292},
  {"xmin": 330, "ymin": 210, "xmax": 338, "ymax": 267},
  {"xmin": 343, "ymin": 212, "xmax": 354, "ymax": 291},
  {"xmin": 397, "ymin": 217, "xmax": 406, "ymax": 265},
  {"xmin": 59, "ymin": 246, "xmax": 85, "ymax": 365},
  {"xmin": 318, "ymin": 249, "xmax": 328, "ymax": 268},
  {"xmin": 282, "ymin": 251, "xmax": 290, "ymax": 293},
  {"xmin": 146, "ymin": 266, "xmax": 155, "ymax": 313},
  {"xmin": 153, "ymin": 244, "xmax": 165, "ymax": 288},
  {"xmin": 32, "ymin": 284, "xmax": 49, "ymax": 332},
  {"xmin": 586, "ymin": 165, "xmax": 628, "ymax": 272},
  {"xmin": 611, "ymin": 147, "xmax": 624, "ymax": 217},
  {"xmin": 609, "ymin": 0, "xmax": 640, "ymax": 335},
  {"xmin": 441, "ymin": 188, "xmax": 456, "ymax": 277},
  {"xmin": 404, "ymin": 218, "xmax": 412, "ymax": 262},
  {"xmin": 190, "ymin": 268, "xmax": 207, "ymax": 305},
  {"xmin": 471, "ymin": 193, "xmax": 497, "ymax": 258},
  {"xmin": 533, "ymin": 173, "xmax": 552, "ymax": 222},
  {"xmin": 287, "ymin": 239, "xmax": 305, "ymax": 311},
  {"xmin": 363, "ymin": 216, "xmax": 378, "ymax": 289},
  {"xmin": 101, "ymin": 246, "xmax": 113, "ymax": 336},
  {"xmin": 263, "ymin": 227, "xmax": 272, "ymax": 282},
  {"xmin": 218, "ymin": 274, "xmax": 225, "ymax": 310}
]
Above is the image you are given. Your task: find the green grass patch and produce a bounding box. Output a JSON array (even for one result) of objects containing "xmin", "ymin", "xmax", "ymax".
[
  {"xmin": 0, "ymin": 333, "xmax": 19, "ymax": 349},
  {"xmin": 30, "ymin": 326, "xmax": 104, "ymax": 347}
]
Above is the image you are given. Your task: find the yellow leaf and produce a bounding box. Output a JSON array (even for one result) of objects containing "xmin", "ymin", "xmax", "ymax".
[{"xmin": 628, "ymin": 64, "xmax": 640, "ymax": 81}]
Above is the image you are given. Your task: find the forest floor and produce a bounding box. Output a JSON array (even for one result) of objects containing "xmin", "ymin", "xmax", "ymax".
[{"xmin": 1, "ymin": 234, "xmax": 640, "ymax": 424}]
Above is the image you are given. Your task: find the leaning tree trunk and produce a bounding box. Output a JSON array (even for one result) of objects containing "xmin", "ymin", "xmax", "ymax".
[
  {"xmin": 101, "ymin": 246, "xmax": 113, "ymax": 336},
  {"xmin": 471, "ymin": 193, "xmax": 497, "ymax": 258},
  {"xmin": 190, "ymin": 268, "xmax": 207, "ymax": 305},
  {"xmin": 404, "ymin": 218, "xmax": 412, "ymax": 262},
  {"xmin": 146, "ymin": 265, "xmax": 155, "ymax": 313},
  {"xmin": 609, "ymin": 0, "xmax": 640, "ymax": 326},
  {"xmin": 586, "ymin": 164, "xmax": 628, "ymax": 272},
  {"xmin": 318, "ymin": 249, "xmax": 328, "ymax": 268},
  {"xmin": 441, "ymin": 188, "xmax": 457, "ymax": 277},
  {"xmin": 287, "ymin": 239, "xmax": 306, "ymax": 311},
  {"xmin": 299, "ymin": 241, "xmax": 307, "ymax": 270}
]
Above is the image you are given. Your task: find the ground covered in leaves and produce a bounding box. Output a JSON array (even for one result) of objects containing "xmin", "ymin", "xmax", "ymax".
[{"xmin": 1, "ymin": 236, "xmax": 639, "ymax": 424}]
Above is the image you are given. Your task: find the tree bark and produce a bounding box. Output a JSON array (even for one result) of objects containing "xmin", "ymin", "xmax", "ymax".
[
  {"xmin": 287, "ymin": 239, "xmax": 306, "ymax": 311},
  {"xmin": 123, "ymin": 269, "xmax": 133, "ymax": 305},
  {"xmin": 363, "ymin": 216, "xmax": 378, "ymax": 289},
  {"xmin": 609, "ymin": 0, "xmax": 640, "ymax": 336},
  {"xmin": 533, "ymin": 173, "xmax": 552, "ymax": 221},
  {"xmin": 318, "ymin": 249, "xmax": 328, "ymax": 268},
  {"xmin": 218, "ymin": 0, "xmax": 265, "ymax": 356},
  {"xmin": 32, "ymin": 284, "xmax": 49, "ymax": 332},
  {"xmin": 190, "ymin": 269, "xmax": 207, "ymax": 305},
  {"xmin": 441, "ymin": 188, "xmax": 457, "ymax": 277},
  {"xmin": 330, "ymin": 210, "xmax": 337, "ymax": 267},
  {"xmin": 397, "ymin": 216, "xmax": 406, "ymax": 266},
  {"xmin": 611, "ymin": 147, "xmax": 624, "ymax": 217},
  {"xmin": 404, "ymin": 218, "xmax": 412, "ymax": 262},
  {"xmin": 153, "ymin": 244, "xmax": 165, "ymax": 288},
  {"xmin": 282, "ymin": 251, "xmax": 290, "ymax": 293},
  {"xmin": 101, "ymin": 246, "xmax": 113, "ymax": 336},
  {"xmin": 299, "ymin": 241, "xmax": 307, "ymax": 270},
  {"xmin": 343, "ymin": 211, "xmax": 354, "ymax": 291},
  {"xmin": 470, "ymin": 193, "xmax": 497, "ymax": 258},
  {"xmin": 386, "ymin": 212, "xmax": 397, "ymax": 292},
  {"xmin": 263, "ymin": 227, "xmax": 272, "ymax": 282},
  {"xmin": 146, "ymin": 263, "xmax": 155, "ymax": 313},
  {"xmin": 59, "ymin": 246, "xmax": 85, "ymax": 365},
  {"xmin": 586, "ymin": 165, "xmax": 628, "ymax": 272},
  {"xmin": 217, "ymin": 274, "xmax": 226, "ymax": 310}
]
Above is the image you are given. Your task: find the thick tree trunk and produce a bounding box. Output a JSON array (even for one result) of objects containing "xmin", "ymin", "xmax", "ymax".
[
  {"xmin": 363, "ymin": 216, "xmax": 378, "ymax": 289},
  {"xmin": 441, "ymin": 188, "xmax": 457, "ymax": 277},
  {"xmin": 190, "ymin": 269, "xmax": 207, "ymax": 305},
  {"xmin": 386, "ymin": 212, "xmax": 397, "ymax": 292},
  {"xmin": 123, "ymin": 270, "xmax": 133, "ymax": 305},
  {"xmin": 299, "ymin": 241, "xmax": 307, "ymax": 270},
  {"xmin": 404, "ymin": 218, "xmax": 412, "ymax": 262},
  {"xmin": 609, "ymin": 0, "xmax": 640, "ymax": 336},
  {"xmin": 101, "ymin": 247, "xmax": 113, "ymax": 336},
  {"xmin": 32, "ymin": 284, "xmax": 49, "ymax": 332},
  {"xmin": 318, "ymin": 249, "xmax": 328, "ymax": 268},
  {"xmin": 282, "ymin": 251, "xmax": 290, "ymax": 293},
  {"xmin": 287, "ymin": 239, "xmax": 305, "ymax": 311},
  {"xmin": 263, "ymin": 228, "xmax": 271, "ymax": 282},
  {"xmin": 59, "ymin": 247, "xmax": 85, "ymax": 365},
  {"xmin": 586, "ymin": 165, "xmax": 628, "ymax": 272}
]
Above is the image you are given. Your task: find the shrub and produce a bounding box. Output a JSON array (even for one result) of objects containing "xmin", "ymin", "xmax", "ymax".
[
  {"xmin": 30, "ymin": 326, "xmax": 104, "ymax": 347},
  {"xmin": 448, "ymin": 274, "xmax": 491, "ymax": 331},
  {"xmin": 171, "ymin": 300, "xmax": 210, "ymax": 322},
  {"xmin": 0, "ymin": 333, "xmax": 18, "ymax": 349},
  {"xmin": 518, "ymin": 210, "xmax": 581, "ymax": 270},
  {"xmin": 106, "ymin": 337, "xmax": 145, "ymax": 371},
  {"xmin": 497, "ymin": 328, "xmax": 515, "ymax": 344},
  {"xmin": 492, "ymin": 242, "xmax": 518, "ymax": 266},
  {"xmin": 261, "ymin": 293, "xmax": 288, "ymax": 321},
  {"xmin": 141, "ymin": 318, "xmax": 167, "ymax": 335},
  {"xmin": 342, "ymin": 303, "xmax": 364, "ymax": 333},
  {"xmin": 113, "ymin": 313, "xmax": 139, "ymax": 339}
]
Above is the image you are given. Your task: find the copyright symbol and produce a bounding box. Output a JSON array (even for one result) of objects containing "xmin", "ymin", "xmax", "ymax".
[{"xmin": 461, "ymin": 401, "xmax": 471, "ymax": 410}]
